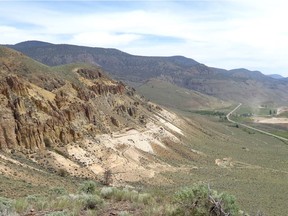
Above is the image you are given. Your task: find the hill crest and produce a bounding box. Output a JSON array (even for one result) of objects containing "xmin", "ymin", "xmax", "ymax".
[{"xmin": 6, "ymin": 41, "xmax": 288, "ymax": 106}]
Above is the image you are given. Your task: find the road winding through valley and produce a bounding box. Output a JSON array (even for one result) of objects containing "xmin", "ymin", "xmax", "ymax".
[{"xmin": 226, "ymin": 103, "xmax": 288, "ymax": 142}]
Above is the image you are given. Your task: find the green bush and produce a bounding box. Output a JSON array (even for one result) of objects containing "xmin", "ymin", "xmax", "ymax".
[
  {"xmin": 26, "ymin": 194, "xmax": 39, "ymax": 203},
  {"xmin": 49, "ymin": 187, "xmax": 68, "ymax": 196},
  {"xmin": 217, "ymin": 192, "xmax": 239, "ymax": 215},
  {"xmin": 113, "ymin": 189, "xmax": 128, "ymax": 201},
  {"xmin": 14, "ymin": 198, "xmax": 29, "ymax": 213},
  {"xmin": 80, "ymin": 195, "xmax": 103, "ymax": 210},
  {"xmin": 52, "ymin": 196, "xmax": 71, "ymax": 211},
  {"xmin": 173, "ymin": 184, "xmax": 239, "ymax": 216},
  {"xmin": 137, "ymin": 193, "xmax": 153, "ymax": 205},
  {"xmin": 79, "ymin": 181, "xmax": 97, "ymax": 194},
  {"xmin": 0, "ymin": 197, "xmax": 16, "ymax": 215},
  {"xmin": 100, "ymin": 187, "xmax": 114, "ymax": 199},
  {"xmin": 100, "ymin": 186, "xmax": 154, "ymax": 205},
  {"xmin": 84, "ymin": 196, "xmax": 101, "ymax": 210}
]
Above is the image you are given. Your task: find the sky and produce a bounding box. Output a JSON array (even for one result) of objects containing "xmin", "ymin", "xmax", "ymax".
[{"xmin": 0, "ymin": 0, "xmax": 288, "ymax": 76}]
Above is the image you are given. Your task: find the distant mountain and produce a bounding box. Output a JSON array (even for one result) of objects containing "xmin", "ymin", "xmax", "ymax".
[
  {"xmin": 6, "ymin": 41, "xmax": 200, "ymax": 82},
  {"xmin": 8, "ymin": 40, "xmax": 53, "ymax": 48},
  {"xmin": 228, "ymin": 68, "xmax": 267, "ymax": 80},
  {"xmin": 6, "ymin": 41, "xmax": 288, "ymax": 106},
  {"xmin": 267, "ymin": 74, "xmax": 285, "ymax": 79}
]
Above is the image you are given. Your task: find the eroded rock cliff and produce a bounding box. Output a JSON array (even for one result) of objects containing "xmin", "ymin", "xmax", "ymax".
[
  {"xmin": 0, "ymin": 46, "xmax": 192, "ymax": 185},
  {"xmin": 0, "ymin": 47, "xmax": 151, "ymax": 152}
]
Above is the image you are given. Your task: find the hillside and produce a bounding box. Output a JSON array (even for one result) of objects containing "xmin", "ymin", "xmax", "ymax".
[
  {"xmin": 2, "ymin": 46, "xmax": 288, "ymax": 215},
  {"xmin": 137, "ymin": 78, "xmax": 229, "ymax": 111},
  {"xmin": 6, "ymin": 41, "xmax": 288, "ymax": 106},
  {"xmin": 0, "ymin": 46, "xmax": 198, "ymax": 185}
]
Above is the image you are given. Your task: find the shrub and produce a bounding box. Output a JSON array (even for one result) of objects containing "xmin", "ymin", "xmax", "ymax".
[
  {"xmin": 121, "ymin": 188, "xmax": 139, "ymax": 202},
  {"xmin": 52, "ymin": 196, "xmax": 71, "ymax": 211},
  {"xmin": 49, "ymin": 187, "xmax": 67, "ymax": 196},
  {"xmin": 80, "ymin": 195, "xmax": 103, "ymax": 210},
  {"xmin": 217, "ymin": 192, "xmax": 239, "ymax": 215},
  {"xmin": 58, "ymin": 168, "xmax": 68, "ymax": 177},
  {"xmin": 100, "ymin": 187, "xmax": 114, "ymax": 199},
  {"xmin": 100, "ymin": 187, "xmax": 152, "ymax": 204},
  {"xmin": 173, "ymin": 184, "xmax": 239, "ymax": 216},
  {"xmin": 111, "ymin": 188, "xmax": 125, "ymax": 201},
  {"xmin": 34, "ymin": 199, "xmax": 49, "ymax": 211},
  {"xmin": 83, "ymin": 196, "xmax": 101, "ymax": 210},
  {"xmin": 25, "ymin": 195, "xmax": 39, "ymax": 203},
  {"xmin": 173, "ymin": 184, "xmax": 209, "ymax": 215},
  {"xmin": 0, "ymin": 197, "xmax": 16, "ymax": 215},
  {"xmin": 25, "ymin": 194, "xmax": 51, "ymax": 212},
  {"xmin": 137, "ymin": 193, "xmax": 153, "ymax": 205},
  {"xmin": 79, "ymin": 181, "xmax": 97, "ymax": 194},
  {"xmin": 14, "ymin": 198, "xmax": 29, "ymax": 213}
]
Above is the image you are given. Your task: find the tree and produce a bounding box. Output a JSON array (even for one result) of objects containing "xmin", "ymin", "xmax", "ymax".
[{"xmin": 103, "ymin": 169, "xmax": 113, "ymax": 186}]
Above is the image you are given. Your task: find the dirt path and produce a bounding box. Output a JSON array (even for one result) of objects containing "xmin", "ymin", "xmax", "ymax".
[{"xmin": 226, "ymin": 103, "xmax": 288, "ymax": 142}]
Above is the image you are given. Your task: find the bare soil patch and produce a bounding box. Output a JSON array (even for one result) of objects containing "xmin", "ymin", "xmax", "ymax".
[{"xmin": 253, "ymin": 117, "xmax": 288, "ymax": 124}]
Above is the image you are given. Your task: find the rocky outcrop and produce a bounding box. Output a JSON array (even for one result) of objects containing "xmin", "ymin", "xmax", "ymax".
[
  {"xmin": 89, "ymin": 82, "xmax": 125, "ymax": 96},
  {"xmin": 77, "ymin": 68, "xmax": 103, "ymax": 80},
  {"xmin": 0, "ymin": 47, "xmax": 166, "ymax": 154},
  {"xmin": 0, "ymin": 76, "xmax": 96, "ymax": 151},
  {"xmin": 0, "ymin": 55, "xmax": 151, "ymax": 153},
  {"xmin": 0, "ymin": 95, "xmax": 18, "ymax": 149},
  {"xmin": 110, "ymin": 116, "xmax": 120, "ymax": 127},
  {"xmin": 127, "ymin": 107, "xmax": 137, "ymax": 117}
]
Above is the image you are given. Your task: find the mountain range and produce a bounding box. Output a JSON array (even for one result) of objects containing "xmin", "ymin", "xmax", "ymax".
[{"xmin": 6, "ymin": 41, "xmax": 288, "ymax": 107}]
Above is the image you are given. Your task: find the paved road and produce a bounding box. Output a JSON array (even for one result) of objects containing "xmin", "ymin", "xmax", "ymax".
[{"xmin": 226, "ymin": 103, "xmax": 288, "ymax": 142}]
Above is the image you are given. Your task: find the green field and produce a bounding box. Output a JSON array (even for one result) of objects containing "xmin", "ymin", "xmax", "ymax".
[{"xmin": 156, "ymin": 111, "xmax": 288, "ymax": 216}]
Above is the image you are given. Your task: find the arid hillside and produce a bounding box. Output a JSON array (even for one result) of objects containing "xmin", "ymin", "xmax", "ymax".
[
  {"xmin": 2, "ymin": 47, "xmax": 288, "ymax": 216},
  {"xmin": 0, "ymin": 46, "xmax": 199, "ymax": 186}
]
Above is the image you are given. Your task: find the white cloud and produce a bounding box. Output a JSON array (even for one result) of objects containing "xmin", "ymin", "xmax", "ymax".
[
  {"xmin": 69, "ymin": 32, "xmax": 142, "ymax": 47},
  {"xmin": 1, "ymin": 1, "xmax": 288, "ymax": 76}
]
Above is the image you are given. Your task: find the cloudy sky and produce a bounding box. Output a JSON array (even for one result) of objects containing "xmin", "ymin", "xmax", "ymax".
[{"xmin": 1, "ymin": 0, "xmax": 288, "ymax": 76}]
